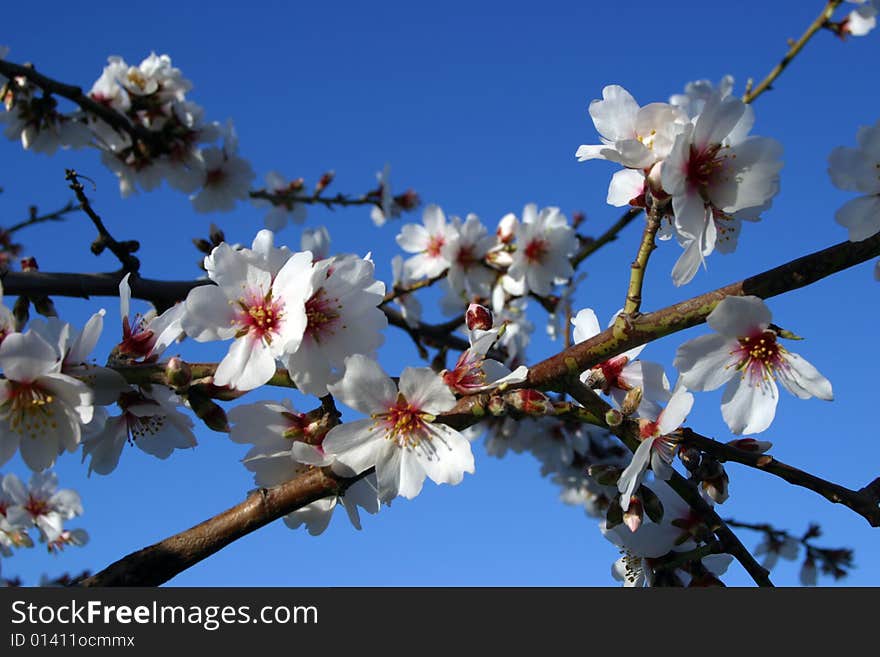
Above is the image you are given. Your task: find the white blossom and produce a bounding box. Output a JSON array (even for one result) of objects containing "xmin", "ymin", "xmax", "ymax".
[{"xmin": 828, "ymin": 118, "xmax": 880, "ymax": 241}]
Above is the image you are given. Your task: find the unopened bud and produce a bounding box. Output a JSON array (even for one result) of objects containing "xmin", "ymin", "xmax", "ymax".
[
  {"xmin": 165, "ymin": 357, "xmax": 192, "ymax": 388},
  {"xmin": 120, "ymin": 240, "xmax": 140, "ymax": 253},
  {"xmin": 587, "ymin": 464, "xmax": 622, "ymax": 486},
  {"xmin": 604, "ymin": 408, "xmax": 623, "ymax": 427},
  {"xmin": 12, "ymin": 295, "xmax": 29, "ymax": 330},
  {"xmin": 19, "ymin": 256, "xmax": 38, "ymax": 271},
  {"xmin": 315, "ymin": 170, "xmax": 335, "ymax": 193},
  {"xmin": 701, "ymin": 469, "xmax": 729, "ymax": 504},
  {"xmin": 394, "ymin": 189, "xmax": 420, "ymax": 211},
  {"xmin": 619, "ymin": 386, "xmax": 643, "ymax": 417},
  {"xmin": 640, "ymin": 485, "xmax": 664, "ymax": 524},
  {"xmin": 510, "ymin": 389, "xmax": 552, "ymax": 415},
  {"xmin": 605, "ymin": 497, "xmax": 623, "ymax": 530},
  {"xmin": 466, "ymin": 303, "xmax": 493, "ymax": 331},
  {"xmin": 209, "ymin": 223, "xmax": 225, "ymax": 246},
  {"xmin": 726, "ymin": 437, "xmax": 772, "ymax": 454},
  {"xmin": 623, "ymin": 496, "xmax": 643, "ymax": 532},
  {"xmin": 32, "ymin": 296, "xmax": 57, "ymax": 317},
  {"xmin": 698, "ymin": 455, "xmax": 724, "ymax": 481},
  {"xmin": 496, "ymin": 212, "xmax": 517, "ymax": 243},
  {"xmin": 90, "ymin": 238, "xmax": 106, "ymax": 255},
  {"xmin": 571, "ymin": 211, "xmax": 586, "ymax": 229},
  {"xmin": 487, "ymin": 395, "xmax": 507, "ymax": 416},
  {"xmin": 678, "ymin": 446, "xmax": 702, "ymax": 473},
  {"xmin": 187, "ymin": 387, "xmax": 229, "ymax": 433},
  {"xmin": 192, "ymin": 237, "xmax": 213, "ymax": 254}
]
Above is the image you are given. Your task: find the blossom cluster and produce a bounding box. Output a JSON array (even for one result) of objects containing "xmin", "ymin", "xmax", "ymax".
[{"xmin": 1, "ymin": 471, "xmax": 88, "ymax": 581}]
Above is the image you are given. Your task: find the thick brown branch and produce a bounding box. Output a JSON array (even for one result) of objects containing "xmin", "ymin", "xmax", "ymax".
[
  {"xmin": 526, "ymin": 232, "xmax": 880, "ymax": 390},
  {"xmin": 79, "ymin": 468, "xmax": 362, "ymax": 587},
  {"xmin": 680, "ymin": 429, "xmax": 880, "ymax": 527}
]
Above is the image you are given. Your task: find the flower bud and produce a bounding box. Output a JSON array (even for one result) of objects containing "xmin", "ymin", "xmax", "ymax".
[
  {"xmin": 640, "ymin": 485, "xmax": 665, "ymax": 524},
  {"xmin": 571, "ymin": 211, "xmax": 586, "ymax": 229},
  {"xmin": 315, "ymin": 170, "xmax": 335, "ymax": 194},
  {"xmin": 496, "ymin": 212, "xmax": 517, "ymax": 243},
  {"xmin": 726, "ymin": 437, "xmax": 773, "ymax": 454},
  {"xmin": 701, "ymin": 469, "xmax": 729, "ymax": 504},
  {"xmin": 394, "ymin": 189, "xmax": 420, "ymax": 211},
  {"xmin": 604, "ymin": 408, "xmax": 623, "ymax": 427},
  {"xmin": 466, "ymin": 303, "xmax": 493, "ymax": 331},
  {"xmin": 605, "ymin": 497, "xmax": 623, "ymax": 530},
  {"xmin": 619, "ymin": 386, "xmax": 643, "ymax": 417},
  {"xmin": 19, "ymin": 256, "xmax": 38, "ymax": 271},
  {"xmin": 32, "ymin": 296, "xmax": 57, "ymax": 317},
  {"xmin": 509, "ymin": 389, "xmax": 552, "ymax": 415},
  {"xmin": 487, "ymin": 395, "xmax": 507, "ymax": 416},
  {"xmin": 623, "ymin": 496, "xmax": 644, "ymax": 532},
  {"xmin": 187, "ymin": 386, "xmax": 229, "ymax": 433},
  {"xmin": 678, "ymin": 446, "xmax": 702, "ymax": 473},
  {"xmin": 164, "ymin": 357, "xmax": 192, "ymax": 388},
  {"xmin": 12, "ymin": 295, "xmax": 29, "ymax": 330},
  {"xmin": 192, "ymin": 237, "xmax": 213, "ymax": 254},
  {"xmin": 209, "ymin": 223, "xmax": 225, "ymax": 246}
]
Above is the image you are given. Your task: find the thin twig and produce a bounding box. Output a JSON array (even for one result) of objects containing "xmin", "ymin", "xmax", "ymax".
[
  {"xmin": 621, "ymin": 204, "xmax": 661, "ymax": 317},
  {"xmin": 4, "ymin": 200, "xmax": 79, "ymax": 235},
  {"xmin": 742, "ymin": 1, "xmax": 844, "ymax": 104},
  {"xmin": 680, "ymin": 429, "xmax": 880, "ymax": 527},
  {"xmin": 571, "ymin": 207, "xmax": 643, "ymax": 267},
  {"xmin": 65, "ymin": 170, "xmax": 140, "ymax": 273}
]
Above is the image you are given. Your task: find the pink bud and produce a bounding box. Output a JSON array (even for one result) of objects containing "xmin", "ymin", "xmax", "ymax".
[
  {"xmin": 623, "ymin": 497, "xmax": 643, "ymax": 533},
  {"xmin": 726, "ymin": 438, "xmax": 772, "ymax": 454},
  {"xmin": 466, "ymin": 303, "xmax": 493, "ymax": 331},
  {"xmin": 509, "ymin": 389, "xmax": 551, "ymax": 415}
]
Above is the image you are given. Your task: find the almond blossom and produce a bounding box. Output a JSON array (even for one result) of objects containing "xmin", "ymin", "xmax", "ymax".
[
  {"xmin": 285, "ymin": 253, "xmax": 387, "ymax": 397},
  {"xmin": 674, "ymin": 296, "xmax": 833, "ymax": 435},
  {"xmin": 441, "ymin": 304, "xmax": 528, "ymax": 394},
  {"xmin": 0, "ymin": 331, "xmax": 94, "ymax": 471},
  {"xmin": 2, "ymin": 471, "xmax": 83, "ymax": 544},
  {"xmin": 114, "ymin": 273, "xmax": 186, "ymax": 363},
  {"xmin": 189, "ymin": 122, "xmax": 255, "ymax": 213},
  {"xmin": 81, "ymin": 386, "xmax": 197, "ymax": 475},
  {"xmin": 575, "ymin": 84, "xmax": 686, "ymax": 170},
  {"xmin": 843, "ymin": 0, "xmax": 878, "ymax": 36},
  {"xmin": 301, "ymin": 226, "xmax": 331, "ymax": 261},
  {"xmin": 828, "ymin": 118, "xmax": 880, "ymax": 242},
  {"xmin": 442, "ymin": 214, "xmax": 496, "ymax": 300},
  {"xmin": 571, "ymin": 308, "xmax": 670, "ymax": 418},
  {"xmin": 229, "ymin": 398, "xmax": 380, "ymax": 535},
  {"xmin": 617, "ymin": 387, "xmax": 693, "ymax": 512},
  {"xmin": 182, "ymin": 236, "xmax": 312, "ymax": 391},
  {"xmin": 396, "ymin": 204, "xmax": 456, "ymax": 279},
  {"xmin": 323, "ymin": 355, "xmax": 474, "ymax": 503},
  {"xmin": 503, "ymin": 204, "xmax": 575, "ymax": 297},
  {"xmin": 661, "ymin": 92, "xmax": 783, "ymax": 286}
]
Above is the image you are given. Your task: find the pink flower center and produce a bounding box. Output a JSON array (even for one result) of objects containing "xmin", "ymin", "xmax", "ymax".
[
  {"xmin": 443, "ymin": 351, "xmax": 485, "ymax": 392},
  {"xmin": 523, "ymin": 238, "xmax": 548, "ymax": 264},
  {"xmin": 426, "ymin": 234, "xmax": 445, "ymax": 258},
  {"xmin": 235, "ymin": 289, "xmax": 285, "ymax": 344},
  {"xmin": 733, "ymin": 329, "xmax": 784, "ymax": 383},
  {"xmin": 304, "ymin": 288, "xmax": 342, "ymax": 343},
  {"xmin": 24, "ymin": 494, "xmax": 50, "ymax": 518},
  {"xmin": 0, "ymin": 382, "xmax": 58, "ymax": 439},
  {"xmin": 685, "ymin": 143, "xmax": 729, "ymax": 191},
  {"xmin": 456, "ymin": 245, "xmax": 477, "ymax": 270},
  {"xmin": 119, "ymin": 313, "xmax": 156, "ymax": 359},
  {"xmin": 380, "ymin": 393, "xmax": 429, "ymax": 447}
]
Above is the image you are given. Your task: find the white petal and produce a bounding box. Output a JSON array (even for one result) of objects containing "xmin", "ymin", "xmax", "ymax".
[
  {"xmin": 721, "ymin": 376, "xmax": 778, "ymax": 435},
  {"xmin": 213, "ymin": 337, "xmax": 277, "ymax": 391},
  {"xmin": 777, "ymin": 352, "xmax": 833, "ymax": 401},
  {"xmin": 706, "ymin": 295, "xmax": 771, "ymax": 337},
  {"xmin": 327, "ymin": 354, "xmax": 397, "ymax": 416},
  {"xmin": 835, "ymin": 194, "xmax": 880, "ymax": 242},
  {"xmin": 617, "ymin": 437, "xmax": 654, "ymax": 511},
  {"xmin": 416, "ymin": 423, "xmax": 475, "ymax": 487},
  {"xmin": 322, "ymin": 419, "xmax": 383, "ymax": 475},
  {"xmin": 398, "ymin": 367, "xmax": 457, "ymax": 415},
  {"xmin": 675, "ymin": 333, "xmax": 738, "ymax": 391}
]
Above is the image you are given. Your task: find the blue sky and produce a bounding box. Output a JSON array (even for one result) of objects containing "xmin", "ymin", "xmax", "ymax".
[{"xmin": 1, "ymin": 0, "xmax": 879, "ymax": 587}]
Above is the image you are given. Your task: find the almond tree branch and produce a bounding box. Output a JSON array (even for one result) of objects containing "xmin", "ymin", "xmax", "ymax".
[
  {"xmin": 621, "ymin": 204, "xmax": 661, "ymax": 317},
  {"xmin": 679, "ymin": 428, "xmax": 880, "ymax": 527},
  {"xmin": 742, "ymin": 1, "xmax": 844, "ymax": 104},
  {"xmin": 563, "ymin": 380, "xmax": 774, "ymax": 587}
]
